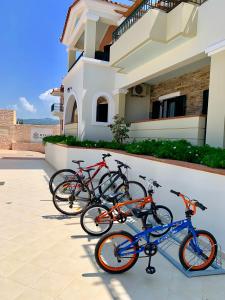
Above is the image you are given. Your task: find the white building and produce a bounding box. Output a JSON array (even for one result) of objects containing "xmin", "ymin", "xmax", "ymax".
[{"xmin": 54, "ymin": 0, "xmax": 225, "ymax": 148}]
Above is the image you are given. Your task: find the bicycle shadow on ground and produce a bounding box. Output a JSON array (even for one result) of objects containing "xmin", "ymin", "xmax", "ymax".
[
  {"xmin": 42, "ymin": 214, "xmax": 74, "ymax": 220},
  {"xmin": 79, "ymin": 224, "xmax": 179, "ymax": 300},
  {"xmin": 71, "ymin": 234, "xmax": 98, "ymax": 242}
]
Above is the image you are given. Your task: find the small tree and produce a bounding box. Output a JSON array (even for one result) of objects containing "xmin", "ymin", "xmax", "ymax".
[{"xmin": 109, "ymin": 115, "xmax": 130, "ymax": 144}]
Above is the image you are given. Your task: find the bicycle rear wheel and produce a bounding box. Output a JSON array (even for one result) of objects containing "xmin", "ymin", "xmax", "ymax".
[
  {"xmin": 53, "ymin": 180, "xmax": 91, "ymax": 216},
  {"xmin": 49, "ymin": 169, "xmax": 78, "ymax": 198},
  {"xmin": 95, "ymin": 231, "xmax": 139, "ymax": 274},
  {"xmin": 143, "ymin": 205, "xmax": 173, "ymax": 237},
  {"xmin": 80, "ymin": 204, "xmax": 113, "ymax": 236},
  {"xmin": 179, "ymin": 230, "xmax": 217, "ymax": 271}
]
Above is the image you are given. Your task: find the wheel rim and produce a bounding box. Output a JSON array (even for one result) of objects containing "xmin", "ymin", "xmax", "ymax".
[
  {"xmin": 182, "ymin": 233, "xmax": 216, "ymax": 270},
  {"xmin": 98, "ymin": 234, "xmax": 137, "ymax": 272},
  {"xmin": 83, "ymin": 206, "xmax": 112, "ymax": 234},
  {"xmin": 146, "ymin": 207, "xmax": 172, "ymax": 235},
  {"xmin": 54, "ymin": 181, "xmax": 90, "ymax": 214},
  {"xmin": 100, "ymin": 174, "xmax": 123, "ymax": 199},
  {"xmin": 51, "ymin": 171, "xmax": 77, "ymax": 193},
  {"xmin": 116, "ymin": 182, "xmax": 146, "ymax": 203}
]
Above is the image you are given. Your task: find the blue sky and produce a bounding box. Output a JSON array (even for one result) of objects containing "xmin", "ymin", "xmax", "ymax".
[{"xmin": 0, "ymin": 0, "xmax": 130, "ymax": 119}]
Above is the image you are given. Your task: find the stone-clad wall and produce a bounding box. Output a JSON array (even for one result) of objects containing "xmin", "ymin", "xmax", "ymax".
[
  {"xmin": 0, "ymin": 121, "xmax": 60, "ymax": 152},
  {"xmin": 151, "ymin": 66, "xmax": 210, "ymax": 115},
  {"xmin": 0, "ymin": 110, "xmax": 16, "ymax": 126}
]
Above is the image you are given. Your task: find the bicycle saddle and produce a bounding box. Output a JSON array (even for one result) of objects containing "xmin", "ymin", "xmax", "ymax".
[
  {"xmin": 132, "ymin": 208, "xmax": 150, "ymax": 218},
  {"xmin": 72, "ymin": 160, "xmax": 84, "ymax": 165},
  {"xmin": 106, "ymin": 192, "xmax": 124, "ymax": 203}
]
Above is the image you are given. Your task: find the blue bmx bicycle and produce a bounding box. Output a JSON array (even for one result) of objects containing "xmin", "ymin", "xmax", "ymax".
[{"xmin": 95, "ymin": 190, "xmax": 217, "ymax": 274}]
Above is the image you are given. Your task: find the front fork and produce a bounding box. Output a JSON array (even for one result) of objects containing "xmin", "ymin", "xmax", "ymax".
[{"xmin": 187, "ymin": 225, "xmax": 202, "ymax": 255}]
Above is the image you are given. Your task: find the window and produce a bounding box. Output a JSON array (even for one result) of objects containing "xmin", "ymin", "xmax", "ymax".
[
  {"xmin": 152, "ymin": 95, "xmax": 186, "ymax": 119},
  {"xmin": 96, "ymin": 97, "xmax": 108, "ymax": 123},
  {"xmin": 202, "ymin": 90, "xmax": 209, "ymax": 115}
]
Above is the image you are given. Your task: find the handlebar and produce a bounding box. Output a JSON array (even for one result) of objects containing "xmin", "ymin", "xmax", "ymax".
[
  {"xmin": 102, "ymin": 153, "xmax": 112, "ymax": 160},
  {"xmin": 139, "ymin": 176, "xmax": 162, "ymax": 188},
  {"xmin": 170, "ymin": 190, "xmax": 180, "ymax": 197},
  {"xmin": 115, "ymin": 160, "xmax": 131, "ymax": 169},
  {"xmin": 195, "ymin": 201, "xmax": 207, "ymax": 211},
  {"xmin": 170, "ymin": 190, "xmax": 207, "ymax": 213}
]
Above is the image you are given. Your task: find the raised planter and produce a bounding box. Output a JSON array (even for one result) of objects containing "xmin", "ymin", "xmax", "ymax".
[{"xmin": 45, "ymin": 142, "xmax": 225, "ymax": 249}]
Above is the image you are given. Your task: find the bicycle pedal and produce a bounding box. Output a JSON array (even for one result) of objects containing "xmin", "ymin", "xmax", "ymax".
[{"xmin": 146, "ymin": 266, "xmax": 156, "ymax": 275}]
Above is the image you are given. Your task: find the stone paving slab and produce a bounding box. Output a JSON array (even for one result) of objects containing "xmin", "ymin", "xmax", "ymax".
[{"xmin": 0, "ymin": 158, "xmax": 224, "ymax": 300}]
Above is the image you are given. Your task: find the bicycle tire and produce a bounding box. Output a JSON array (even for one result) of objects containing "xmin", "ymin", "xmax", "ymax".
[
  {"xmin": 95, "ymin": 231, "xmax": 139, "ymax": 274},
  {"xmin": 80, "ymin": 204, "xmax": 113, "ymax": 236},
  {"xmin": 98, "ymin": 171, "xmax": 127, "ymax": 200},
  {"xmin": 179, "ymin": 230, "xmax": 217, "ymax": 271},
  {"xmin": 114, "ymin": 180, "xmax": 147, "ymax": 202},
  {"xmin": 53, "ymin": 180, "xmax": 91, "ymax": 216},
  {"xmin": 143, "ymin": 205, "xmax": 173, "ymax": 237},
  {"xmin": 49, "ymin": 169, "xmax": 78, "ymax": 196}
]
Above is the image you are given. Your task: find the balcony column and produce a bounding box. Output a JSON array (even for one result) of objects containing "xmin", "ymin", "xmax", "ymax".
[
  {"xmin": 205, "ymin": 41, "xmax": 225, "ymax": 148},
  {"xmin": 113, "ymin": 89, "xmax": 128, "ymax": 118},
  {"xmin": 84, "ymin": 14, "xmax": 99, "ymax": 59},
  {"xmin": 68, "ymin": 48, "xmax": 76, "ymax": 70}
]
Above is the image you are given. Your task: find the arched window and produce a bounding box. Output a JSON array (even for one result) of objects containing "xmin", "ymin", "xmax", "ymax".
[
  {"xmin": 96, "ymin": 97, "xmax": 108, "ymax": 123},
  {"xmin": 71, "ymin": 101, "xmax": 78, "ymax": 123}
]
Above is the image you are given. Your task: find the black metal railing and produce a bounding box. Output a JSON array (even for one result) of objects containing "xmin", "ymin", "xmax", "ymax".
[
  {"xmin": 51, "ymin": 103, "xmax": 64, "ymax": 113},
  {"xmin": 112, "ymin": 0, "xmax": 207, "ymax": 42},
  {"xmin": 68, "ymin": 51, "xmax": 84, "ymax": 72}
]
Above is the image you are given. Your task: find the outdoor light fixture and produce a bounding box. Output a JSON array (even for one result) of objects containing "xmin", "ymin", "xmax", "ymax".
[{"xmin": 67, "ymin": 87, "xmax": 72, "ymax": 93}]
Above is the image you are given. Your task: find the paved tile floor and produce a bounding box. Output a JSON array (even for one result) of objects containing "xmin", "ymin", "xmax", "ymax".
[{"xmin": 0, "ymin": 154, "xmax": 224, "ymax": 300}]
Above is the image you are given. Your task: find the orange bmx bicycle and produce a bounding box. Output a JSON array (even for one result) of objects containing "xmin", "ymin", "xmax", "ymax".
[{"xmin": 80, "ymin": 177, "xmax": 173, "ymax": 237}]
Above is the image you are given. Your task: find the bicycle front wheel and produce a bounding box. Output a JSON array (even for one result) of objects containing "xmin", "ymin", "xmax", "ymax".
[
  {"xmin": 95, "ymin": 231, "xmax": 139, "ymax": 274},
  {"xmin": 179, "ymin": 230, "xmax": 217, "ymax": 271},
  {"xmin": 115, "ymin": 181, "xmax": 147, "ymax": 203},
  {"xmin": 98, "ymin": 171, "xmax": 125, "ymax": 200},
  {"xmin": 80, "ymin": 204, "xmax": 113, "ymax": 236},
  {"xmin": 143, "ymin": 205, "xmax": 173, "ymax": 237},
  {"xmin": 53, "ymin": 180, "xmax": 91, "ymax": 216}
]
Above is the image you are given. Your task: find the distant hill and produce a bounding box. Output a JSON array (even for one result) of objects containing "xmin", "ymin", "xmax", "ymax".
[{"xmin": 17, "ymin": 118, "xmax": 59, "ymax": 125}]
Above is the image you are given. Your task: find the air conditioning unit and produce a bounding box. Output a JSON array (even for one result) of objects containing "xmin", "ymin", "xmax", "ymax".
[{"xmin": 132, "ymin": 84, "xmax": 147, "ymax": 97}]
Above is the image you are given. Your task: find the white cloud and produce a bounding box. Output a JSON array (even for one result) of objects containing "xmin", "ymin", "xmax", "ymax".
[
  {"xmin": 39, "ymin": 89, "xmax": 59, "ymax": 103},
  {"xmin": 19, "ymin": 97, "xmax": 37, "ymax": 113}
]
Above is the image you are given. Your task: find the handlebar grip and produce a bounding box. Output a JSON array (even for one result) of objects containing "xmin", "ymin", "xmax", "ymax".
[
  {"xmin": 102, "ymin": 153, "xmax": 111, "ymax": 158},
  {"xmin": 196, "ymin": 202, "xmax": 207, "ymax": 211},
  {"xmin": 170, "ymin": 190, "xmax": 180, "ymax": 196}
]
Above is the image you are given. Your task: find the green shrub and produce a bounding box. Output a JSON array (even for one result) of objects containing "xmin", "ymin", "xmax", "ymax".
[{"xmin": 43, "ymin": 135, "xmax": 225, "ymax": 169}]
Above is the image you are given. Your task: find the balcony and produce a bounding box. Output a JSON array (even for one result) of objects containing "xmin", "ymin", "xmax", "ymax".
[
  {"xmin": 112, "ymin": 0, "xmax": 207, "ymax": 42},
  {"xmin": 110, "ymin": 0, "xmax": 207, "ymax": 72},
  {"xmin": 129, "ymin": 115, "xmax": 206, "ymax": 145},
  {"xmin": 51, "ymin": 103, "xmax": 64, "ymax": 118}
]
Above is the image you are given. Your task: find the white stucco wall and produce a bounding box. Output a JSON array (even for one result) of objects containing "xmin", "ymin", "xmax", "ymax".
[
  {"xmin": 63, "ymin": 58, "xmax": 116, "ymax": 141},
  {"xmin": 46, "ymin": 143, "xmax": 225, "ymax": 250}
]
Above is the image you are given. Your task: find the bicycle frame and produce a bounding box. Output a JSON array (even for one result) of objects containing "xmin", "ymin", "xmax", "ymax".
[
  {"xmin": 79, "ymin": 161, "xmax": 109, "ymax": 185},
  {"xmin": 64, "ymin": 166, "xmax": 127, "ymax": 201},
  {"xmin": 96, "ymin": 196, "xmax": 153, "ymax": 223},
  {"xmin": 117, "ymin": 218, "xmax": 201, "ymax": 257}
]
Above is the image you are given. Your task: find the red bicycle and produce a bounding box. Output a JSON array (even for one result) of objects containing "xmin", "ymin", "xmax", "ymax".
[{"xmin": 49, "ymin": 153, "xmax": 123, "ymax": 201}]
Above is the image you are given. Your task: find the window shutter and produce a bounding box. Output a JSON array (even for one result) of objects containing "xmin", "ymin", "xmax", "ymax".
[
  {"xmin": 202, "ymin": 90, "xmax": 209, "ymax": 115},
  {"xmin": 175, "ymin": 95, "xmax": 186, "ymax": 116},
  {"xmin": 152, "ymin": 101, "xmax": 161, "ymax": 119}
]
